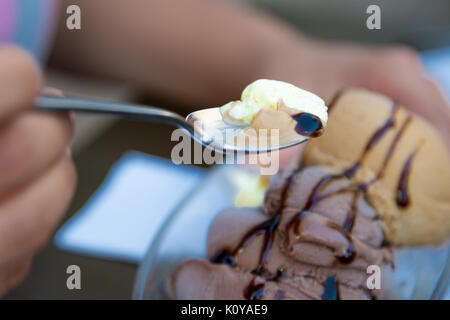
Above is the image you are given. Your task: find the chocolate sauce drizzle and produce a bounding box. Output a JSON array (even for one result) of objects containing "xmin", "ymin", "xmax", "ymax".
[
  {"xmin": 341, "ymin": 102, "xmax": 399, "ymax": 179},
  {"xmin": 373, "ymin": 115, "xmax": 412, "ymax": 182},
  {"xmin": 342, "ymin": 191, "xmax": 360, "ymax": 232},
  {"xmin": 327, "ymin": 90, "xmax": 343, "ymax": 112},
  {"xmin": 285, "ymin": 102, "xmax": 402, "ymax": 264},
  {"xmin": 244, "ymin": 279, "xmax": 265, "ymax": 300},
  {"xmin": 321, "ymin": 275, "xmax": 340, "ymax": 300},
  {"xmin": 292, "ymin": 113, "xmax": 324, "ymax": 138},
  {"xmin": 210, "ymin": 249, "xmax": 236, "ymax": 267},
  {"xmin": 210, "ymin": 174, "xmax": 294, "ymax": 300},
  {"xmin": 396, "ymin": 148, "xmax": 419, "ymax": 207},
  {"xmin": 243, "ymin": 268, "xmax": 286, "ymax": 300},
  {"xmin": 211, "ymin": 93, "xmax": 416, "ymax": 300},
  {"xmin": 274, "ymin": 290, "xmax": 285, "ymax": 300},
  {"xmin": 210, "ymin": 175, "xmax": 294, "ymax": 270}
]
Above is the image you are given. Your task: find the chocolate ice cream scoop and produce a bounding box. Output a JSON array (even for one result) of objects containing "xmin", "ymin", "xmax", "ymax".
[{"xmin": 171, "ymin": 166, "xmax": 394, "ymax": 300}]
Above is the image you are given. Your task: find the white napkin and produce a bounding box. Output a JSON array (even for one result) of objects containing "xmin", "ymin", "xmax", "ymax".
[{"xmin": 54, "ymin": 151, "xmax": 205, "ymax": 263}]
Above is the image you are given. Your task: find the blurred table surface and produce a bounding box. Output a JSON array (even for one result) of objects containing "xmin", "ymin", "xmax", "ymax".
[{"xmin": 5, "ymin": 118, "xmax": 184, "ymax": 300}]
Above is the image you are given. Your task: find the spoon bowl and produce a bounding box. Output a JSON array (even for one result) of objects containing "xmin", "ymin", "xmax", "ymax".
[{"xmin": 186, "ymin": 107, "xmax": 310, "ymax": 153}]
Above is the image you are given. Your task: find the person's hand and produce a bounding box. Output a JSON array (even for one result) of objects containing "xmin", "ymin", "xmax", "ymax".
[
  {"xmin": 351, "ymin": 45, "xmax": 449, "ymax": 148},
  {"xmin": 266, "ymin": 41, "xmax": 450, "ymax": 165},
  {"xmin": 0, "ymin": 45, "xmax": 76, "ymax": 296}
]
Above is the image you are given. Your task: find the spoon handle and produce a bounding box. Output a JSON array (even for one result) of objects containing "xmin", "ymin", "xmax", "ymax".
[{"xmin": 35, "ymin": 95, "xmax": 187, "ymax": 128}]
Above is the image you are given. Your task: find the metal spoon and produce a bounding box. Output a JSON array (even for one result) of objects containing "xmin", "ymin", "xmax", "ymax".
[{"xmin": 35, "ymin": 95, "xmax": 309, "ymax": 153}]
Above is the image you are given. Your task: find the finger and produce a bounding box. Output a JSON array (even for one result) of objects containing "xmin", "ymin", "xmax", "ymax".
[
  {"xmin": 364, "ymin": 47, "xmax": 450, "ymax": 151},
  {"xmin": 0, "ymin": 153, "xmax": 77, "ymax": 264},
  {"xmin": 0, "ymin": 45, "xmax": 42, "ymax": 120},
  {"xmin": 42, "ymin": 87, "xmax": 76, "ymax": 125},
  {"xmin": 0, "ymin": 111, "xmax": 73, "ymax": 195},
  {"xmin": 41, "ymin": 87, "xmax": 63, "ymax": 97},
  {"xmin": 382, "ymin": 73, "xmax": 450, "ymax": 150},
  {"xmin": 0, "ymin": 256, "xmax": 32, "ymax": 297},
  {"xmin": 404, "ymin": 77, "xmax": 450, "ymax": 147}
]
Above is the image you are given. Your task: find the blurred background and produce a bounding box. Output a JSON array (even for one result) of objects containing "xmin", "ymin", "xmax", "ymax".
[{"xmin": 3, "ymin": 0, "xmax": 450, "ymax": 299}]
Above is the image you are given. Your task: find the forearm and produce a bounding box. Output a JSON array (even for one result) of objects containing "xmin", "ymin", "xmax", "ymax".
[
  {"xmin": 50, "ymin": 0, "xmax": 450, "ymax": 151},
  {"xmin": 51, "ymin": 0, "xmax": 313, "ymax": 107}
]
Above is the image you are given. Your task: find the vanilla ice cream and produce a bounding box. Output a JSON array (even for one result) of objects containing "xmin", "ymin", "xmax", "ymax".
[{"xmin": 220, "ymin": 79, "xmax": 328, "ymax": 126}]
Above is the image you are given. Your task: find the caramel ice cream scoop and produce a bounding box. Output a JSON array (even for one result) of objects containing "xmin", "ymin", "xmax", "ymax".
[{"xmin": 303, "ymin": 89, "xmax": 450, "ymax": 246}]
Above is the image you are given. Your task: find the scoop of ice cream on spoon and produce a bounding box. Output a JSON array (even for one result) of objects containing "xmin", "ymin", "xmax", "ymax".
[{"xmin": 217, "ymin": 79, "xmax": 328, "ymax": 150}]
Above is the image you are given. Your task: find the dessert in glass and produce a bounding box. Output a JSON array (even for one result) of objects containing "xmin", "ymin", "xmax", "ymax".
[{"xmin": 134, "ymin": 85, "xmax": 450, "ymax": 300}]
